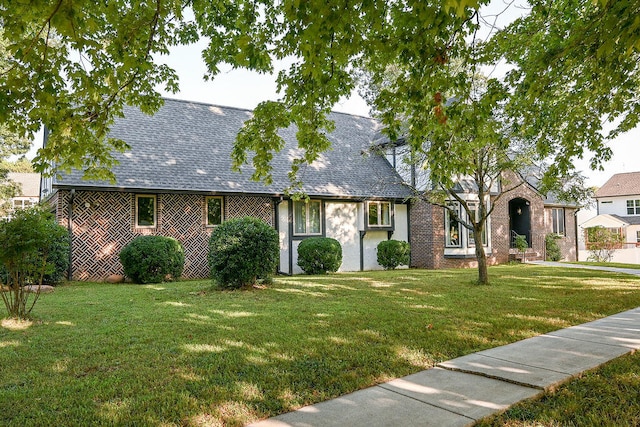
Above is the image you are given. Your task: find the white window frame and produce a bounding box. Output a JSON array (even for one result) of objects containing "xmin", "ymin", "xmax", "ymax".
[
  {"xmin": 293, "ymin": 200, "xmax": 322, "ymax": 236},
  {"xmin": 135, "ymin": 194, "xmax": 157, "ymax": 228},
  {"xmin": 445, "ymin": 202, "xmax": 461, "ymax": 248},
  {"xmin": 636, "ymin": 230, "xmax": 640, "ymax": 243},
  {"xmin": 205, "ymin": 196, "xmax": 224, "ymax": 227},
  {"xmin": 627, "ymin": 199, "xmax": 640, "ymax": 215},
  {"xmin": 552, "ymin": 208, "xmax": 565, "ymax": 236},
  {"xmin": 367, "ymin": 201, "xmax": 392, "ymax": 228}
]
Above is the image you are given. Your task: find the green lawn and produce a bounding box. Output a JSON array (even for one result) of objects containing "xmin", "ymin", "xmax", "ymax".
[
  {"xmin": 1, "ymin": 265, "xmax": 640, "ymax": 426},
  {"xmin": 477, "ymin": 351, "xmax": 640, "ymax": 426}
]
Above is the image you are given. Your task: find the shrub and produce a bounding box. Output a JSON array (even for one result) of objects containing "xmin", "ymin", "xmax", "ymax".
[
  {"xmin": 208, "ymin": 217, "xmax": 279, "ymax": 289},
  {"xmin": 0, "ymin": 208, "xmax": 69, "ymax": 319},
  {"xmin": 585, "ymin": 226, "xmax": 623, "ymax": 263},
  {"xmin": 545, "ymin": 233, "xmax": 562, "ymax": 262},
  {"xmin": 297, "ymin": 237, "xmax": 342, "ymax": 274},
  {"xmin": 377, "ymin": 240, "xmax": 410, "ymax": 270},
  {"xmin": 119, "ymin": 235, "xmax": 185, "ymax": 284}
]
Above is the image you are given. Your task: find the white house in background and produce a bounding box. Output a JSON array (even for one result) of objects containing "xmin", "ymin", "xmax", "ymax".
[
  {"xmin": 3, "ymin": 172, "xmax": 40, "ymax": 218},
  {"xmin": 579, "ymin": 171, "xmax": 640, "ymax": 263}
]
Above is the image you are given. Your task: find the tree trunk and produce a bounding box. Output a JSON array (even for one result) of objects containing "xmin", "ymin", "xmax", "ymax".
[{"xmin": 473, "ymin": 227, "xmax": 489, "ymax": 285}]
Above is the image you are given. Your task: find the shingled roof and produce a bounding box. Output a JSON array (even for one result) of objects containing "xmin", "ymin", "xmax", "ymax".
[
  {"xmin": 595, "ymin": 172, "xmax": 640, "ymax": 198},
  {"xmin": 53, "ymin": 98, "xmax": 411, "ymax": 200}
]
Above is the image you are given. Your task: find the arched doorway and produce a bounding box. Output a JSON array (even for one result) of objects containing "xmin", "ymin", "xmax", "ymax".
[{"xmin": 509, "ymin": 198, "xmax": 531, "ymax": 248}]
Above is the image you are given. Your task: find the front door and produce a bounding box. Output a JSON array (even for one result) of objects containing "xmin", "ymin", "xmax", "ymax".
[{"xmin": 509, "ymin": 198, "xmax": 531, "ymax": 247}]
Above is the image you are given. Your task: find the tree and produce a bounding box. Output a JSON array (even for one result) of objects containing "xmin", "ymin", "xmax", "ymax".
[
  {"xmin": 490, "ymin": 0, "xmax": 640, "ymax": 187},
  {"xmin": 0, "ymin": 208, "xmax": 68, "ymax": 320},
  {"xmin": 585, "ymin": 226, "xmax": 624, "ymax": 263},
  {"xmin": 0, "ymin": 157, "xmax": 35, "ymax": 174}
]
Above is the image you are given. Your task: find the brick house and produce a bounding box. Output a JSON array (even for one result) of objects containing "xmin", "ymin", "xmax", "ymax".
[
  {"xmin": 382, "ymin": 145, "xmax": 578, "ymax": 268},
  {"xmin": 41, "ymin": 99, "xmax": 412, "ymax": 280},
  {"xmin": 41, "ymin": 98, "xmax": 577, "ymax": 281}
]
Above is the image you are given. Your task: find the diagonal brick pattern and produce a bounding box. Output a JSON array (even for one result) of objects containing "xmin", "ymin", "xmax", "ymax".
[{"xmin": 56, "ymin": 190, "xmax": 274, "ymax": 281}]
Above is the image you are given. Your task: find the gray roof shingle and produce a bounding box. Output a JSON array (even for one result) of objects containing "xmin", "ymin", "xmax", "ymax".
[{"xmin": 53, "ymin": 98, "xmax": 411, "ymax": 200}]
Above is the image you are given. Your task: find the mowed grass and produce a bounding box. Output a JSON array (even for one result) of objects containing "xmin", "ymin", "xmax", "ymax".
[
  {"xmin": 477, "ymin": 351, "xmax": 640, "ymax": 426},
  {"xmin": 1, "ymin": 265, "xmax": 640, "ymax": 426}
]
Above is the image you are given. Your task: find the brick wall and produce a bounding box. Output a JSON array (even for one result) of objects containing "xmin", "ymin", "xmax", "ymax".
[
  {"xmin": 544, "ymin": 206, "xmax": 578, "ymax": 261},
  {"xmin": 56, "ymin": 190, "xmax": 273, "ymax": 281}
]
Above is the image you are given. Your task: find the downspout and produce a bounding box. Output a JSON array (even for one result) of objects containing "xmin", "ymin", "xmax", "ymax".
[
  {"xmin": 359, "ymin": 231, "xmax": 367, "ymax": 271},
  {"xmin": 67, "ymin": 189, "xmax": 75, "ymax": 281},
  {"xmin": 288, "ymin": 199, "xmax": 294, "ymax": 275}
]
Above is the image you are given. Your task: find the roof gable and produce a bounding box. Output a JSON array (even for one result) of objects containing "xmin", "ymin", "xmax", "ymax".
[
  {"xmin": 595, "ymin": 172, "xmax": 640, "ymax": 198},
  {"xmin": 53, "ymin": 99, "xmax": 411, "ymax": 200}
]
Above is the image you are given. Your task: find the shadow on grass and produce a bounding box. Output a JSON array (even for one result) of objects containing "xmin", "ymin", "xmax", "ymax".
[{"xmin": 0, "ymin": 265, "xmax": 639, "ymax": 425}]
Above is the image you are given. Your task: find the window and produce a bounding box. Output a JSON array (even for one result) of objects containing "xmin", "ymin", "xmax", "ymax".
[
  {"xmin": 12, "ymin": 199, "xmax": 34, "ymax": 210},
  {"xmin": 467, "ymin": 203, "xmax": 487, "ymax": 246},
  {"xmin": 627, "ymin": 200, "xmax": 640, "ymax": 215},
  {"xmin": 368, "ymin": 201, "xmax": 392, "ymax": 227},
  {"xmin": 445, "ymin": 203, "xmax": 461, "ymax": 247},
  {"xmin": 552, "ymin": 208, "xmax": 565, "ymax": 235},
  {"xmin": 206, "ymin": 197, "xmax": 223, "ymax": 226},
  {"xmin": 637, "ymin": 230, "xmax": 640, "ymax": 243},
  {"xmin": 136, "ymin": 195, "xmax": 156, "ymax": 228},
  {"xmin": 293, "ymin": 200, "xmax": 321, "ymax": 235}
]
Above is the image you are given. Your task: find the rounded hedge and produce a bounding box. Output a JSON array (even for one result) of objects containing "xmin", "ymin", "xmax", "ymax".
[
  {"xmin": 377, "ymin": 239, "xmax": 410, "ymax": 270},
  {"xmin": 297, "ymin": 237, "xmax": 342, "ymax": 274},
  {"xmin": 119, "ymin": 235, "xmax": 185, "ymax": 284},
  {"xmin": 208, "ymin": 217, "xmax": 279, "ymax": 289}
]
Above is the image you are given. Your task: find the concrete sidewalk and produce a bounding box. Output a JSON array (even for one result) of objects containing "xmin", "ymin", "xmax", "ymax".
[
  {"xmin": 527, "ymin": 260, "xmax": 640, "ymax": 277},
  {"xmin": 249, "ymin": 307, "xmax": 640, "ymax": 427}
]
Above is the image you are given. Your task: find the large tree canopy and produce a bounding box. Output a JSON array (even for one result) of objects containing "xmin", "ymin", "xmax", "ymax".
[
  {"xmin": 1, "ymin": 0, "xmax": 637, "ymax": 189},
  {"xmin": 492, "ymin": 0, "xmax": 640, "ymax": 186}
]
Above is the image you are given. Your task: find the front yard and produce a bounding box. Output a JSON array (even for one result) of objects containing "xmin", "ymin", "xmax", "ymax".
[{"xmin": 1, "ymin": 265, "xmax": 640, "ymax": 426}]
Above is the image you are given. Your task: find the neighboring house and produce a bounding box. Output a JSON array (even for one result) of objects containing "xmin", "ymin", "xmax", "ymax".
[
  {"xmin": 579, "ymin": 171, "xmax": 640, "ymax": 263},
  {"xmin": 41, "ymin": 99, "xmax": 412, "ymax": 280},
  {"xmin": 382, "ymin": 142, "xmax": 579, "ymax": 268},
  {"xmin": 3, "ymin": 172, "xmax": 40, "ymax": 217}
]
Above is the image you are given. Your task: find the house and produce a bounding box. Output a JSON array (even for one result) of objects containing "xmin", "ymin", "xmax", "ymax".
[
  {"xmin": 3, "ymin": 172, "xmax": 40, "ymax": 218},
  {"xmin": 382, "ymin": 142, "xmax": 579, "ymax": 268},
  {"xmin": 40, "ymin": 98, "xmax": 578, "ymax": 281},
  {"xmin": 40, "ymin": 99, "xmax": 412, "ymax": 280},
  {"xmin": 579, "ymin": 171, "xmax": 640, "ymax": 263}
]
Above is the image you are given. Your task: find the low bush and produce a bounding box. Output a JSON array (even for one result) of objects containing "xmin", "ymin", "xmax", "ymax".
[
  {"xmin": 545, "ymin": 234, "xmax": 562, "ymax": 262},
  {"xmin": 119, "ymin": 235, "xmax": 184, "ymax": 284},
  {"xmin": 208, "ymin": 217, "xmax": 279, "ymax": 289},
  {"xmin": 297, "ymin": 237, "xmax": 342, "ymax": 274},
  {"xmin": 0, "ymin": 208, "xmax": 69, "ymax": 319},
  {"xmin": 377, "ymin": 239, "xmax": 410, "ymax": 270}
]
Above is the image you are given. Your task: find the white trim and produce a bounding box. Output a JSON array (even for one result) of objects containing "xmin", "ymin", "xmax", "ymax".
[
  {"xmin": 367, "ymin": 201, "xmax": 392, "ymax": 228},
  {"xmin": 293, "ymin": 200, "xmax": 322, "ymax": 236}
]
